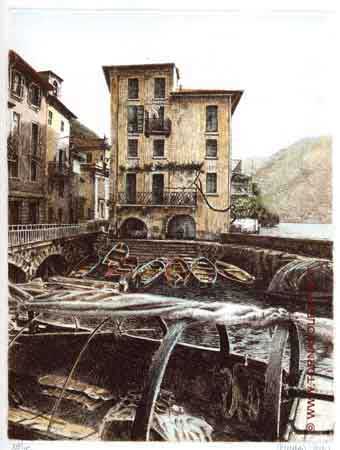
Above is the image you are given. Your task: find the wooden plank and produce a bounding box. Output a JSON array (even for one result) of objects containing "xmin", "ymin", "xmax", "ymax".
[{"xmin": 8, "ymin": 407, "xmax": 98, "ymax": 440}]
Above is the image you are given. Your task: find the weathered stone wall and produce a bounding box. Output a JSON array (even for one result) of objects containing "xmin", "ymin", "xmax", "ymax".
[
  {"xmin": 8, "ymin": 234, "xmax": 97, "ymax": 281},
  {"xmin": 221, "ymin": 233, "xmax": 332, "ymax": 260}
]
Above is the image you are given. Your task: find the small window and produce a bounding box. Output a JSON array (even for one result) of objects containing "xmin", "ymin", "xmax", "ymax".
[
  {"xmin": 206, "ymin": 173, "xmax": 217, "ymax": 194},
  {"xmin": 128, "ymin": 139, "xmax": 138, "ymax": 158},
  {"xmin": 48, "ymin": 110, "xmax": 53, "ymax": 126},
  {"xmin": 29, "ymin": 84, "xmax": 41, "ymax": 107},
  {"xmin": 86, "ymin": 153, "xmax": 92, "ymax": 163},
  {"xmin": 153, "ymin": 140, "xmax": 165, "ymax": 158},
  {"xmin": 12, "ymin": 112, "xmax": 20, "ymax": 134},
  {"xmin": 206, "ymin": 106, "xmax": 218, "ymax": 132},
  {"xmin": 128, "ymin": 78, "xmax": 139, "ymax": 99},
  {"xmin": 206, "ymin": 139, "xmax": 217, "ymax": 158},
  {"xmin": 61, "ymin": 120, "xmax": 65, "ymax": 132},
  {"xmin": 11, "ymin": 71, "xmax": 24, "ymax": 98},
  {"xmin": 154, "ymin": 78, "xmax": 166, "ymax": 99}
]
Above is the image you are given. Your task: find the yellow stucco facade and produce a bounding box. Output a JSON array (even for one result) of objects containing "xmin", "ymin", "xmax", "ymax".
[{"xmin": 104, "ymin": 63, "xmax": 242, "ymax": 240}]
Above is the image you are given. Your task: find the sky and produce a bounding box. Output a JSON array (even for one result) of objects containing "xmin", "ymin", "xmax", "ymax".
[{"xmin": 8, "ymin": 5, "xmax": 333, "ymax": 160}]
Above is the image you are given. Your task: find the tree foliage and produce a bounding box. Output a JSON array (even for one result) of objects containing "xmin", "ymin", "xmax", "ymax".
[{"xmin": 231, "ymin": 182, "xmax": 280, "ymax": 227}]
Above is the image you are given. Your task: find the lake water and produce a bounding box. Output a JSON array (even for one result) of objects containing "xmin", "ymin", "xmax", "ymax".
[{"xmin": 259, "ymin": 223, "xmax": 333, "ymax": 241}]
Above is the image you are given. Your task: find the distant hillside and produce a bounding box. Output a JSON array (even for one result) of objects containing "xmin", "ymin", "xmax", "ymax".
[
  {"xmin": 253, "ymin": 136, "xmax": 332, "ymax": 224},
  {"xmin": 70, "ymin": 119, "xmax": 100, "ymax": 139},
  {"xmin": 242, "ymin": 157, "xmax": 269, "ymax": 176}
]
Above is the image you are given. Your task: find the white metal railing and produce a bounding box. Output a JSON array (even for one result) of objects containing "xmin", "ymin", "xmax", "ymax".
[{"xmin": 8, "ymin": 222, "xmax": 106, "ymax": 247}]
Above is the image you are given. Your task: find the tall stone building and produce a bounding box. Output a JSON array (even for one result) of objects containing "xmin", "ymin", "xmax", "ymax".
[
  {"xmin": 102, "ymin": 63, "xmax": 242, "ymax": 240},
  {"xmin": 38, "ymin": 70, "xmax": 77, "ymax": 223},
  {"xmin": 8, "ymin": 50, "xmax": 51, "ymax": 224}
]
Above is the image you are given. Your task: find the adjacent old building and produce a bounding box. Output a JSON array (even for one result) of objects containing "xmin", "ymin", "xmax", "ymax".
[
  {"xmin": 8, "ymin": 50, "xmax": 52, "ymax": 224},
  {"xmin": 102, "ymin": 63, "xmax": 242, "ymax": 240},
  {"xmin": 70, "ymin": 121, "xmax": 111, "ymax": 222},
  {"xmin": 231, "ymin": 159, "xmax": 254, "ymax": 200},
  {"xmin": 38, "ymin": 70, "xmax": 77, "ymax": 223}
]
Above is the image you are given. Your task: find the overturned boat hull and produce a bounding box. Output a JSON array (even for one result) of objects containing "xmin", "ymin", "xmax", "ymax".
[{"xmin": 8, "ymin": 324, "xmax": 333, "ymax": 442}]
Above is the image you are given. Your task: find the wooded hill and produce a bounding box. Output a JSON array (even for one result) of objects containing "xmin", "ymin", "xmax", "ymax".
[{"xmin": 253, "ymin": 136, "xmax": 332, "ymax": 224}]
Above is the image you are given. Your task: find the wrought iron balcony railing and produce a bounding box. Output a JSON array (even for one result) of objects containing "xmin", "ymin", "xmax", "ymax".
[
  {"xmin": 145, "ymin": 117, "xmax": 171, "ymax": 137},
  {"xmin": 48, "ymin": 161, "xmax": 71, "ymax": 177},
  {"xmin": 117, "ymin": 190, "xmax": 197, "ymax": 207}
]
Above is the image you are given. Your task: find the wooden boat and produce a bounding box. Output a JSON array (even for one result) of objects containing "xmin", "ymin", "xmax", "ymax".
[
  {"xmin": 131, "ymin": 259, "xmax": 166, "ymax": 289},
  {"xmin": 215, "ymin": 260, "xmax": 255, "ymax": 286},
  {"xmin": 8, "ymin": 293, "xmax": 334, "ymax": 442},
  {"xmin": 190, "ymin": 257, "xmax": 217, "ymax": 286},
  {"xmin": 164, "ymin": 258, "xmax": 190, "ymax": 288},
  {"xmin": 102, "ymin": 242, "xmax": 129, "ymax": 264}
]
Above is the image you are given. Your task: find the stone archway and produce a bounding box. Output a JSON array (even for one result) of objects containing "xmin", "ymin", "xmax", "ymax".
[
  {"xmin": 8, "ymin": 263, "xmax": 27, "ymax": 283},
  {"xmin": 120, "ymin": 217, "xmax": 148, "ymax": 239},
  {"xmin": 166, "ymin": 215, "xmax": 196, "ymax": 240},
  {"xmin": 35, "ymin": 254, "xmax": 67, "ymax": 280}
]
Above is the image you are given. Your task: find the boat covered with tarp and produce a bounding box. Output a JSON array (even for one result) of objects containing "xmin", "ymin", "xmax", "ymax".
[
  {"xmin": 8, "ymin": 283, "xmax": 334, "ymax": 442},
  {"xmin": 266, "ymin": 259, "xmax": 333, "ymax": 303}
]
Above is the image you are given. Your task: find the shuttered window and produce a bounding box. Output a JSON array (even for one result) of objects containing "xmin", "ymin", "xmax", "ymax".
[
  {"xmin": 206, "ymin": 173, "xmax": 217, "ymax": 194},
  {"xmin": 206, "ymin": 139, "xmax": 217, "ymax": 158},
  {"xmin": 206, "ymin": 106, "xmax": 218, "ymax": 132},
  {"xmin": 128, "ymin": 78, "xmax": 139, "ymax": 99},
  {"xmin": 128, "ymin": 139, "xmax": 138, "ymax": 158},
  {"xmin": 128, "ymin": 105, "xmax": 144, "ymax": 133},
  {"xmin": 154, "ymin": 78, "xmax": 166, "ymax": 99},
  {"xmin": 31, "ymin": 123, "xmax": 39, "ymax": 155}
]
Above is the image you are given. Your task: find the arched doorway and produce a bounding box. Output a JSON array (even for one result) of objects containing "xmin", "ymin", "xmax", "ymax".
[
  {"xmin": 166, "ymin": 215, "xmax": 196, "ymax": 240},
  {"xmin": 120, "ymin": 218, "xmax": 148, "ymax": 239},
  {"xmin": 8, "ymin": 263, "xmax": 27, "ymax": 283},
  {"xmin": 36, "ymin": 255, "xmax": 67, "ymax": 280}
]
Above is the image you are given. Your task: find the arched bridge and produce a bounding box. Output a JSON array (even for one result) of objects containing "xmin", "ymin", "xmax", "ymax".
[{"xmin": 8, "ymin": 222, "xmax": 106, "ymax": 282}]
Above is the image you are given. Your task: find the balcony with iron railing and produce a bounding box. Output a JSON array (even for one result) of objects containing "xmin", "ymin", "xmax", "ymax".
[
  {"xmin": 117, "ymin": 190, "xmax": 197, "ymax": 207},
  {"xmin": 145, "ymin": 117, "xmax": 172, "ymax": 137},
  {"xmin": 48, "ymin": 161, "xmax": 71, "ymax": 177}
]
